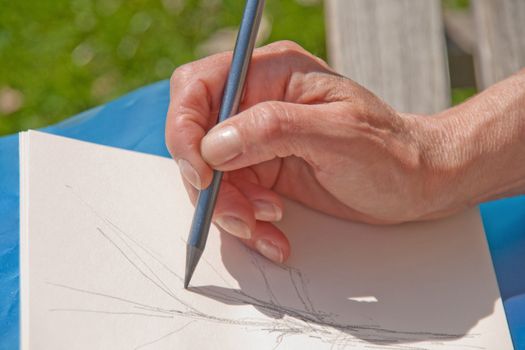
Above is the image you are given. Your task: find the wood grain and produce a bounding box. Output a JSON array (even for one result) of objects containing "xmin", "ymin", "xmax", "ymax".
[
  {"xmin": 472, "ymin": 0, "xmax": 525, "ymax": 89},
  {"xmin": 325, "ymin": 0, "xmax": 450, "ymax": 114}
]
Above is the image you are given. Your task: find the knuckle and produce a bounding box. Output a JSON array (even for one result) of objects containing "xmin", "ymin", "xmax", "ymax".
[
  {"xmin": 170, "ymin": 63, "xmax": 196, "ymax": 86},
  {"xmin": 275, "ymin": 40, "xmax": 304, "ymax": 52},
  {"xmin": 254, "ymin": 101, "xmax": 287, "ymax": 142},
  {"xmin": 265, "ymin": 40, "xmax": 305, "ymax": 56},
  {"xmin": 314, "ymin": 55, "xmax": 330, "ymax": 68},
  {"xmin": 165, "ymin": 118, "xmax": 195, "ymax": 159},
  {"xmin": 274, "ymin": 41, "xmax": 331, "ymax": 69},
  {"xmin": 172, "ymin": 118, "xmax": 194, "ymax": 141},
  {"xmin": 171, "ymin": 51, "xmax": 231, "ymax": 87}
]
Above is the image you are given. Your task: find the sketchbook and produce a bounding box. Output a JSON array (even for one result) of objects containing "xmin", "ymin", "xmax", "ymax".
[{"xmin": 20, "ymin": 130, "xmax": 513, "ymax": 349}]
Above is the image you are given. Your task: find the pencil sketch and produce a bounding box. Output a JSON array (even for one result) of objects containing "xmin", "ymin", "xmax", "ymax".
[{"xmin": 45, "ymin": 185, "xmax": 479, "ymax": 350}]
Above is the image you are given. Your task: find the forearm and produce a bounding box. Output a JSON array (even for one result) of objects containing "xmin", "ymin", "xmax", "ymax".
[{"xmin": 427, "ymin": 69, "xmax": 525, "ymax": 211}]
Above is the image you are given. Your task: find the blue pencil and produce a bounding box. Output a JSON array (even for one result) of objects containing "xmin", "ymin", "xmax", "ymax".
[{"xmin": 184, "ymin": 0, "xmax": 266, "ymax": 289}]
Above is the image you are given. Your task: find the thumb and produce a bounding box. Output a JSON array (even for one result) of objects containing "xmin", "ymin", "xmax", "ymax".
[{"xmin": 200, "ymin": 101, "xmax": 332, "ymax": 170}]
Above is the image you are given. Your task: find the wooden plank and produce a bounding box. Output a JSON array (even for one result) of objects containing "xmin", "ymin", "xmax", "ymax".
[
  {"xmin": 324, "ymin": 0, "xmax": 450, "ymax": 114},
  {"xmin": 444, "ymin": 8, "xmax": 475, "ymax": 55},
  {"xmin": 472, "ymin": 0, "xmax": 525, "ymax": 89}
]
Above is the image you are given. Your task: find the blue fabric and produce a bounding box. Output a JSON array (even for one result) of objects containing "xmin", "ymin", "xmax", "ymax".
[
  {"xmin": 1, "ymin": 80, "xmax": 524, "ymax": 349},
  {"xmin": 481, "ymin": 197, "xmax": 525, "ymax": 348}
]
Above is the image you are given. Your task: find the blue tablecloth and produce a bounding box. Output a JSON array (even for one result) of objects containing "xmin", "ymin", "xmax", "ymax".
[{"xmin": 1, "ymin": 80, "xmax": 524, "ymax": 349}]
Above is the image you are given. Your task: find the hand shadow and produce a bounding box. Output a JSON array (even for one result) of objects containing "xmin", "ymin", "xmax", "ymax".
[{"xmin": 191, "ymin": 200, "xmax": 502, "ymax": 347}]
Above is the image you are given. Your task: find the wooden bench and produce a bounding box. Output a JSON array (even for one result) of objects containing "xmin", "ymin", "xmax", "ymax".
[{"xmin": 324, "ymin": 0, "xmax": 525, "ymax": 114}]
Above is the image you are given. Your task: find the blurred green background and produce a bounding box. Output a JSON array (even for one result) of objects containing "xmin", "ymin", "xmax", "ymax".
[
  {"xmin": 0, "ymin": 0, "xmax": 325, "ymax": 135},
  {"xmin": 0, "ymin": 0, "xmax": 472, "ymax": 136}
]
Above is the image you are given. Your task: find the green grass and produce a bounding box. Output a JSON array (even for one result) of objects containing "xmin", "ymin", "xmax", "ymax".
[
  {"xmin": 443, "ymin": 0, "xmax": 470, "ymax": 10},
  {"xmin": 451, "ymin": 87, "xmax": 477, "ymax": 105},
  {"xmin": 0, "ymin": 0, "xmax": 478, "ymax": 136},
  {"xmin": 0, "ymin": 0, "xmax": 325, "ymax": 135}
]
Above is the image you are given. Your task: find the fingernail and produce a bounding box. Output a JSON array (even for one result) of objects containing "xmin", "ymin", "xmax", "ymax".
[
  {"xmin": 253, "ymin": 200, "xmax": 282, "ymax": 222},
  {"xmin": 178, "ymin": 159, "xmax": 201, "ymax": 189},
  {"xmin": 216, "ymin": 216, "xmax": 251, "ymax": 239},
  {"xmin": 255, "ymin": 239, "xmax": 283, "ymax": 263},
  {"xmin": 201, "ymin": 126, "xmax": 242, "ymax": 166}
]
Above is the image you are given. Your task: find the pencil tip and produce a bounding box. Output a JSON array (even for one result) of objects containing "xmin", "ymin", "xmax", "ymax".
[{"xmin": 184, "ymin": 245, "xmax": 203, "ymax": 289}]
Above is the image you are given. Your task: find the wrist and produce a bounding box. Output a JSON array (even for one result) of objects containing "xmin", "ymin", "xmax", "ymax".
[
  {"xmin": 420, "ymin": 110, "xmax": 487, "ymax": 216},
  {"xmin": 403, "ymin": 113, "xmax": 471, "ymax": 220},
  {"xmin": 420, "ymin": 74, "xmax": 525, "ymax": 216}
]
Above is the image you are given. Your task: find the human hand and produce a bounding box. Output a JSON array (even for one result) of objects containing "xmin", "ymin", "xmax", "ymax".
[{"xmin": 166, "ymin": 41, "xmax": 521, "ymax": 263}]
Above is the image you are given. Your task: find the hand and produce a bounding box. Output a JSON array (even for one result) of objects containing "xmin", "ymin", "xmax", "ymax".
[{"xmin": 165, "ymin": 41, "xmax": 525, "ymax": 263}]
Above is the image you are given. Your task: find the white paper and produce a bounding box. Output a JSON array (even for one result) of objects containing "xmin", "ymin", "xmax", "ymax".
[{"xmin": 20, "ymin": 130, "xmax": 513, "ymax": 349}]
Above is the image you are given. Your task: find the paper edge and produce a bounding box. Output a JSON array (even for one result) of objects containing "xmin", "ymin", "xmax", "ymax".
[
  {"xmin": 25, "ymin": 130, "xmax": 170, "ymax": 161},
  {"xmin": 19, "ymin": 131, "xmax": 29, "ymax": 350}
]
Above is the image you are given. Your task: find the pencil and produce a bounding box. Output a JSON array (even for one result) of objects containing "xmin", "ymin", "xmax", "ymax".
[{"xmin": 184, "ymin": 0, "xmax": 266, "ymax": 289}]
